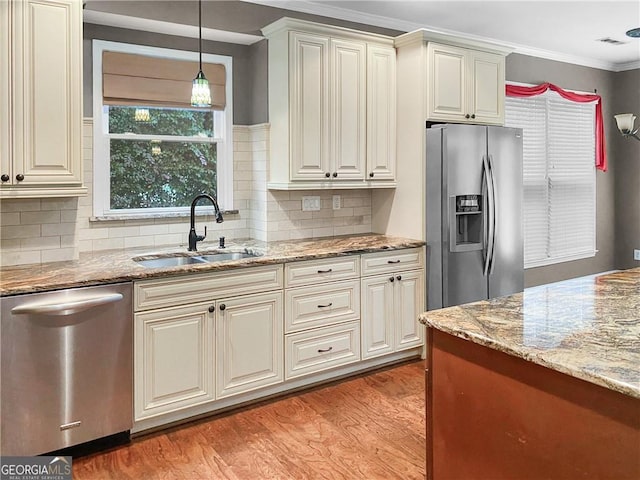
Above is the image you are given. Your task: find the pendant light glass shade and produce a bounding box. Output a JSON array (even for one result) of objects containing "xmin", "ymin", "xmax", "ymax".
[
  {"xmin": 191, "ymin": 0, "xmax": 211, "ymax": 107},
  {"xmin": 191, "ymin": 71, "xmax": 212, "ymax": 107}
]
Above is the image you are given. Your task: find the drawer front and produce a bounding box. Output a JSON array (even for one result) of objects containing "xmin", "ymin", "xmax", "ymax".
[
  {"xmin": 285, "ymin": 256, "xmax": 360, "ymax": 288},
  {"xmin": 361, "ymin": 247, "xmax": 424, "ymax": 276},
  {"xmin": 134, "ymin": 265, "xmax": 284, "ymax": 311},
  {"xmin": 285, "ymin": 280, "xmax": 360, "ymax": 333},
  {"xmin": 285, "ymin": 321, "xmax": 360, "ymax": 380}
]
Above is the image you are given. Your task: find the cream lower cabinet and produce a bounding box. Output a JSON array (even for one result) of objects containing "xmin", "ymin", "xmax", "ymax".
[
  {"xmin": 135, "ymin": 302, "xmax": 215, "ymax": 420},
  {"xmin": 134, "ymin": 265, "xmax": 284, "ymax": 422},
  {"xmin": 284, "ymin": 256, "xmax": 361, "ymax": 379},
  {"xmin": 216, "ymin": 292, "xmax": 283, "ymax": 399},
  {"xmin": 361, "ymin": 249, "xmax": 425, "ymax": 359},
  {"xmin": 1, "ymin": 0, "xmax": 85, "ymax": 197}
]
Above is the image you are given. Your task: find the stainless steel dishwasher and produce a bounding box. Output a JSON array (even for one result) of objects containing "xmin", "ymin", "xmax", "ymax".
[{"xmin": 1, "ymin": 283, "xmax": 133, "ymax": 455}]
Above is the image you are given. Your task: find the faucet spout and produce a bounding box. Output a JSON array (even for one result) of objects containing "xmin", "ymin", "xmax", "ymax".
[{"xmin": 188, "ymin": 194, "xmax": 224, "ymax": 251}]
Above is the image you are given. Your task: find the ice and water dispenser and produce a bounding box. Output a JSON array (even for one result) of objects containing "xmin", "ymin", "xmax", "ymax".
[{"xmin": 449, "ymin": 194, "xmax": 483, "ymax": 252}]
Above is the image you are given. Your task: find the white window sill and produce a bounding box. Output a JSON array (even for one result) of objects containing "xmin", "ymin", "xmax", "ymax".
[{"xmin": 90, "ymin": 210, "xmax": 239, "ymax": 223}]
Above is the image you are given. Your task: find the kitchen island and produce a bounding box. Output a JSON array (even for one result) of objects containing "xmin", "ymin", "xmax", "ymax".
[{"xmin": 419, "ymin": 268, "xmax": 640, "ymax": 480}]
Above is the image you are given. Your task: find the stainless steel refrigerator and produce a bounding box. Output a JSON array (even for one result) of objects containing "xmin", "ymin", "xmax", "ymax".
[{"xmin": 426, "ymin": 124, "xmax": 523, "ymax": 310}]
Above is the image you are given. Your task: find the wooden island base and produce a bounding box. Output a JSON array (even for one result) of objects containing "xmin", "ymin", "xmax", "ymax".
[{"xmin": 426, "ymin": 328, "xmax": 640, "ymax": 480}]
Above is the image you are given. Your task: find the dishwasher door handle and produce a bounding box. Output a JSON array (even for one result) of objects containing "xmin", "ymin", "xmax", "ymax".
[{"xmin": 11, "ymin": 293, "xmax": 124, "ymax": 316}]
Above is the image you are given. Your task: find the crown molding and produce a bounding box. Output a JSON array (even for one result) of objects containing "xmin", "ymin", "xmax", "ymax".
[
  {"xmin": 83, "ymin": 10, "xmax": 263, "ymax": 45},
  {"xmin": 243, "ymin": 0, "xmax": 637, "ymax": 72}
]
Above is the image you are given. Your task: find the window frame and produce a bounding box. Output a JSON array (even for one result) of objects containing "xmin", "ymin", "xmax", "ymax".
[
  {"xmin": 505, "ymin": 82, "xmax": 597, "ymax": 269},
  {"xmin": 92, "ymin": 40, "xmax": 233, "ymax": 218}
]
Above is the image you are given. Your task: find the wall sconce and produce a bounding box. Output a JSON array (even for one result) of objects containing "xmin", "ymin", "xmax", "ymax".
[{"xmin": 614, "ymin": 114, "xmax": 640, "ymax": 142}]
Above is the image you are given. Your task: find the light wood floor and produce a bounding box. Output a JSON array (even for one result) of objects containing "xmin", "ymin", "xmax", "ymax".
[{"xmin": 73, "ymin": 360, "xmax": 426, "ymax": 480}]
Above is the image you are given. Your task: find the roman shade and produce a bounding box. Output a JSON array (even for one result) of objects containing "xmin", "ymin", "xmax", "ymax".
[{"xmin": 102, "ymin": 51, "xmax": 226, "ymax": 110}]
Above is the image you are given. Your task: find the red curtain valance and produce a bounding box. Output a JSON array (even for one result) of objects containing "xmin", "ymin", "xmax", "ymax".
[{"xmin": 506, "ymin": 83, "xmax": 606, "ymax": 172}]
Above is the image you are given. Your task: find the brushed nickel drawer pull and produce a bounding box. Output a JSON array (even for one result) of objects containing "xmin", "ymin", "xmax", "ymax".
[
  {"xmin": 317, "ymin": 346, "xmax": 333, "ymax": 353},
  {"xmin": 317, "ymin": 302, "xmax": 333, "ymax": 308},
  {"xmin": 60, "ymin": 421, "xmax": 82, "ymax": 431},
  {"xmin": 387, "ymin": 260, "xmax": 401, "ymax": 264},
  {"xmin": 317, "ymin": 269, "xmax": 333, "ymax": 273}
]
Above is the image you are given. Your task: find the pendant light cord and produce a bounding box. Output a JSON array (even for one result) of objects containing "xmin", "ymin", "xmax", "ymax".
[{"xmin": 198, "ymin": 0, "xmax": 203, "ymax": 71}]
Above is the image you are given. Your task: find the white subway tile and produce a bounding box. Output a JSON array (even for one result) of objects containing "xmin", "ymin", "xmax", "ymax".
[
  {"xmin": 21, "ymin": 236, "xmax": 60, "ymax": 250},
  {"xmin": 42, "ymin": 247, "xmax": 77, "ymax": 263},
  {"xmin": 21, "ymin": 210, "xmax": 61, "ymax": 225},
  {"xmin": 92, "ymin": 237, "xmax": 124, "ymax": 250},
  {"xmin": 41, "ymin": 223, "xmax": 76, "ymax": 236},
  {"xmin": 79, "ymin": 227, "xmax": 109, "ymax": 240},
  {"xmin": 1, "ymin": 199, "xmax": 41, "ymax": 212},
  {"xmin": 1, "ymin": 224, "xmax": 41, "ymax": 239},
  {"xmin": 1, "ymin": 250, "xmax": 42, "ymax": 266},
  {"xmin": 108, "ymin": 226, "xmax": 141, "ymax": 238},
  {"xmin": 312, "ymin": 226, "xmax": 335, "ymax": 238},
  {"xmin": 0, "ymin": 212, "xmax": 20, "ymax": 226},
  {"xmin": 139, "ymin": 224, "xmax": 169, "ymax": 236},
  {"xmin": 124, "ymin": 235, "xmax": 156, "ymax": 249}
]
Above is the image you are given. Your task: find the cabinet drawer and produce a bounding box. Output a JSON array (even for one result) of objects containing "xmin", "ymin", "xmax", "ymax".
[
  {"xmin": 285, "ymin": 279, "xmax": 360, "ymax": 333},
  {"xmin": 285, "ymin": 256, "xmax": 360, "ymax": 287},
  {"xmin": 134, "ymin": 265, "xmax": 283, "ymax": 311},
  {"xmin": 361, "ymin": 248, "xmax": 424, "ymax": 276},
  {"xmin": 285, "ymin": 321, "xmax": 360, "ymax": 379}
]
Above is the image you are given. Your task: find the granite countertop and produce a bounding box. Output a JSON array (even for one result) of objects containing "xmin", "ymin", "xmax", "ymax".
[
  {"xmin": 0, "ymin": 234, "xmax": 425, "ymax": 296},
  {"xmin": 419, "ymin": 268, "xmax": 640, "ymax": 399}
]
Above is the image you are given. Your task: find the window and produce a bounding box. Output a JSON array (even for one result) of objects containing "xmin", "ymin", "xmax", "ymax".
[
  {"xmin": 505, "ymin": 87, "xmax": 596, "ymax": 268},
  {"xmin": 92, "ymin": 40, "xmax": 233, "ymax": 217}
]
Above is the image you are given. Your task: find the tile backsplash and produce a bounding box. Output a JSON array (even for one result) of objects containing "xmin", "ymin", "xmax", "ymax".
[{"xmin": 0, "ymin": 121, "xmax": 371, "ymax": 266}]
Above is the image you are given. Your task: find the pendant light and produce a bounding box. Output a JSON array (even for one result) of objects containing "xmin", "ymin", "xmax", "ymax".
[{"xmin": 191, "ymin": 0, "xmax": 211, "ymax": 107}]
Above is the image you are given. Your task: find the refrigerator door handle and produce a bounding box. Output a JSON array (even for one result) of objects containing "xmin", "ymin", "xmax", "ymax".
[
  {"xmin": 481, "ymin": 155, "xmax": 492, "ymax": 276},
  {"xmin": 482, "ymin": 155, "xmax": 495, "ymax": 277},
  {"xmin": 487, "ymin": 154, "xmax": 498, "ymax": 275}
]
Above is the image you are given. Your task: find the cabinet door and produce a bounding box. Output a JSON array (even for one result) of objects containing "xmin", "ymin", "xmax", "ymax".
[
  {"xmin": 469, "ymin": 50, "xmax": 505, "ymax": 125},
  {"xmin": 135, "ymin": 302, "xmax": 215, "ymax": 420},
  {"xmin": 394, "ymin": 269, "xmax": 424, "ymax": 351},
  {"xmin": 361, "ymin": 275, "xmax": 394, "ymax": 359},
  {"xmin": 11, "ymin": 0, "xmax": 82, "ymax": 186},
  {"xmin": 331, "ymin": 38, "xmax": 366, "ymax": 180},
  {"xmin": 216, "ymin": 292, "xmax": 283, "ymax": 399},
  {"xmin": 427, "ymin": 43, "xmax": 468, "ymax": 122},
  {"xmin": 0, "ymin": 0, "xmax": 10, "ymax": 184},
  {"xmin": 290, "ymin": 32, "xmax": 330, "ymax": 180},
  {"xmin": 366, "ymin": 45, "xmax": 396, "ymax": 181}
]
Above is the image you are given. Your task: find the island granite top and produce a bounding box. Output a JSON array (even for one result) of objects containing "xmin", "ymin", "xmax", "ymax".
[
  {"xmin": 419, "ymin": 268, "xmax": 640, "ymax": 399},
  {"xmin": 0, "ymin": 234, "xmax": 424, "ymax": 296}
]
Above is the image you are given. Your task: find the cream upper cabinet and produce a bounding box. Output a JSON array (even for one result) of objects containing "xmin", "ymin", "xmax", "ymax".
[
  {"xmin": 366, "ymin": 45, "xmax": 396, "ymax": 181},
  {"xmin": 426, "ymin": 42, "xmax": 505, "ymax": 125},
  {"xmin": 263, "ymin": 18, "xmax": 396, "ymax": 190},
  {"xmin": 1, "ymin": 0, "xmax": 86, "ymax": 198}
]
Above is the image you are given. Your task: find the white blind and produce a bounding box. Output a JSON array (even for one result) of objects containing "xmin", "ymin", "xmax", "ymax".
[{"xmin": 505, "ymin": 90, "xmax": 596, "ymax": 268}]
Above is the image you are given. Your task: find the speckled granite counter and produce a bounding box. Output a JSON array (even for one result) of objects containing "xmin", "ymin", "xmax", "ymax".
[
  {"xmin": 0, "ymin": 234, "xmax": 424, "ymax": 296},
  {"xmin": 419, "ymin": 268, "xmax": 640, "ymax": 399}
]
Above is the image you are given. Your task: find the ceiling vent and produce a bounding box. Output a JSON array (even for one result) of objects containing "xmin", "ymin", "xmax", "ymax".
[{"xmin": 596, "ymin": 37, "xmax": 628, "ymax": 45}]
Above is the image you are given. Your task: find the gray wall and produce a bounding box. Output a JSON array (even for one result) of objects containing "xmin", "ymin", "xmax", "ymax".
[
  {"xmin": 506, "ymin": 54, "xmax": 618, "ymax": 287},
  {"xmin": 612, "ymin": 68, "xmax": 640, "ymax": 269}
]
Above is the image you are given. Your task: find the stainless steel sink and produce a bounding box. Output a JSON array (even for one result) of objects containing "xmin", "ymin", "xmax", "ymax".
[
  {"xmin": 194, "ymin": 252, "xmax": 258, "ymax": 262},
  {"xmin": 134, "ymin": 256, "xmax": 208, "ymax": 268},
  {"xmin": 133, "ymin": 251, "xmax": 261, "ymax": 268}
]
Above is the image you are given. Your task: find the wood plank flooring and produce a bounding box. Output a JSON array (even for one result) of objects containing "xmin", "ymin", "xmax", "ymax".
[{"xmin": 73, "ymin": 360, "xmax": 426, "ymax": 480}]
